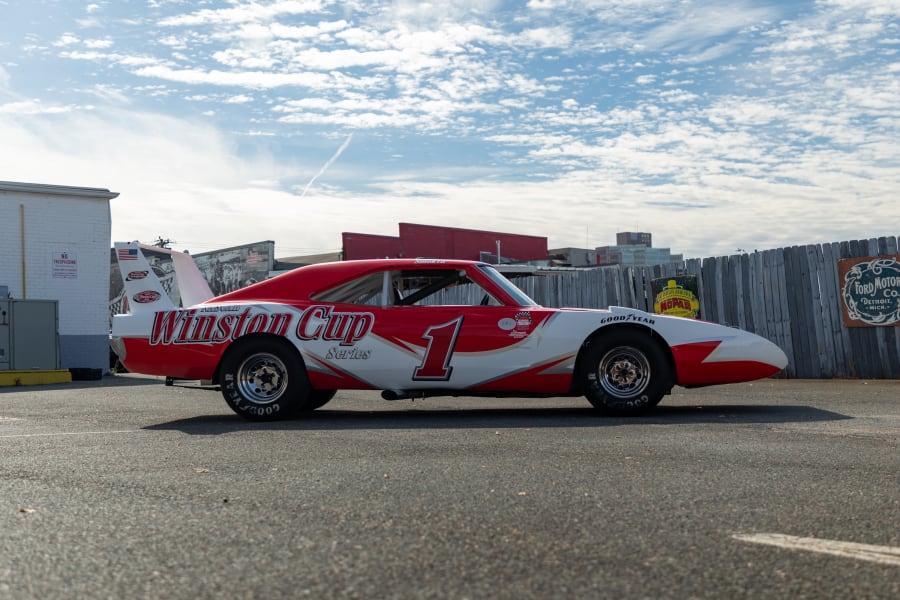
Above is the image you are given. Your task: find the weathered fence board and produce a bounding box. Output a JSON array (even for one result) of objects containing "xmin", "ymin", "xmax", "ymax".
[
  {"xmin": 821, "ymin": 244, "xmax": 839, "ymax": 375},
  {"xmin": 520, "ymin": 235, "xmax": 898, "ymax": 379}
]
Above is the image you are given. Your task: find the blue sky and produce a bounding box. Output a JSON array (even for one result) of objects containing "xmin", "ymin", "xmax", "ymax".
[{"xmin": 1, "ymin": 0, "xmax": 897, "ymax": 258}]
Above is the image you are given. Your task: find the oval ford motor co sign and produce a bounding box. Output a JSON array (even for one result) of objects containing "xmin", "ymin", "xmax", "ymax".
[{"xmin": 839, "ymin": 254, "xmax": 900, "ymax": 327}]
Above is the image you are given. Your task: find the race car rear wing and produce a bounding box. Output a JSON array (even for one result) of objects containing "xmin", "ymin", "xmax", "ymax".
[{"xmin": 114, "ymin": 241, "xmax": 214, "ymax": 314}]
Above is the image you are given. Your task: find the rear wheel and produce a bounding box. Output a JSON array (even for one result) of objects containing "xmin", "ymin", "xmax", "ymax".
[
  {"xmin": 581, "ymin": 330, "xmax": 672, "ymax": 415},
  {"xmin": 220, "ymin": 338, "xmax": 310, "ymax": 421}
]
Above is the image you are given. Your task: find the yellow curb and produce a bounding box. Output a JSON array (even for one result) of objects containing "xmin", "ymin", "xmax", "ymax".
[{"xmin": 0, "ymin": 370, "xmax": 73, "ymax": 387}]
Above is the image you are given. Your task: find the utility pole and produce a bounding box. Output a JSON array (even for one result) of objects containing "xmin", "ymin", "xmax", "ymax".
[{"xmin": 151, "ymin": 236, "xmax": 175, "ymax": 249}]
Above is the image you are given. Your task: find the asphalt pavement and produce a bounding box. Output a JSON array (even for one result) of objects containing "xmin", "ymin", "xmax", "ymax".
[{"xmin": 1, "ymin": 376, "xmax": 898, "ymax": 599}]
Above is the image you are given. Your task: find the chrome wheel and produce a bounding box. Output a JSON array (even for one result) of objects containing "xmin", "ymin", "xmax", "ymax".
[
  {"xmin": 597, "ymin": 346, "xmax": 651, "ymax": 399},
  {"xmin": 237, "ymin": 352, "xmax": 288, "ymax": 405},
  {"xmin": 221, "ymin": 338, "xmax": 310, "ymax": 421}
]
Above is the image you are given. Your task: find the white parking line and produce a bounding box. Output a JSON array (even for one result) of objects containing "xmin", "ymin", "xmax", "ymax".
[
  {"xmin": 0, "ymin": 430, "xmax": 139, "ymax": 439},
  {"xmin": 733, "ymin": 533, "xmax": 900, "ymax": 566}
]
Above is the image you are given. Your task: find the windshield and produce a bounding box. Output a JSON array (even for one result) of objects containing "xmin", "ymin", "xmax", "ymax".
[{"xmin": 477, "ymin": 265, "xmax": 539, "ymax": 307}]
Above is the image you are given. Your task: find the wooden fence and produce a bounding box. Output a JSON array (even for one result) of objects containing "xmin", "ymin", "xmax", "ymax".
[{"xmin": 513, "ymin": 235, "xmax": 899, "ymax": 379}]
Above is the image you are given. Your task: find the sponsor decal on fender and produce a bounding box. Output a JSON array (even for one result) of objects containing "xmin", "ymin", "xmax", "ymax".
[
  {"xmin": 499, "ymin": 312, "xmax": 534, "ymax": 338},
  {"xmin": 133, "ymin": 290, "xmax": 162, "ymax": 304},
  {"xmin": 509, "ymin": 310, "xmax": 533, "ymax": 338},
  {"xmin": 126, "ymin": 271, "xmax": 149, "ymax": 281},
  {"xmin": 515, "ymin": 311, "xmax": 532, "ymax": 328},
  {"xmin": 600, "ymin": 314, "xmax": 656, "ymax": 325}
]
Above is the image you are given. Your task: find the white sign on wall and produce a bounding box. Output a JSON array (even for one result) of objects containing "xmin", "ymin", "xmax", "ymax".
[{"xmin": 52, "ymin": 251, "xmax": 78, "ymax": 279}]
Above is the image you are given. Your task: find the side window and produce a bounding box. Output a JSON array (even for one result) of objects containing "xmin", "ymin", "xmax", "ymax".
[
  {"xmin": 312, "ymin": 267, "xmax": 505, "ymax": 307},
  {"xmin": 396, "ymin": 270, "xmax": 501, "ymax": 306},
  {"xmin": 311, "ymin": 272, "xmax": 387, "ymax": 306}
]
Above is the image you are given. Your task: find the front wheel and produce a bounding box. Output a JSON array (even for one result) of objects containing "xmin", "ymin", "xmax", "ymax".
[
  {"xmin": 220, "ymin": 338, "xmax": 310, "ymax": 421},
  {"xmin": 581, "ymin": 331, "xmax": 672, "ymax": 415}
]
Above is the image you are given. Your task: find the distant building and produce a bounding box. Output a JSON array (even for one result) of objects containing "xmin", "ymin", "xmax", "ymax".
[
  {"xmin": 617, "ymin": 231, "xmax": 652, "ymax": 247},
  {"xmin": 340, "ymin": 232, "xmax": 402, "ymax": 261},
  {"xmin": 273, "ymin": 251, "xmax": 342, "ymax": 270},
  {"xmin": 343, "ymin": 223, "xmax": 548, "ymax": 264},
  {"xmin": 548, "ymin": 247, "xmax": 598, "ymax": 267},
  {"xmin": 2, "ymin": 180, "xmax": 118, "ymax": 373},
  {"xmin": 595, "ymin": 231, "xmax": 682, "ymax": 268}
]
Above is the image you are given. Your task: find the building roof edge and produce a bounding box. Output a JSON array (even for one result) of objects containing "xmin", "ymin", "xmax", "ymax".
[{"xmin": 0, "ymin": 180, "xmax": 119, "ymax": 200}]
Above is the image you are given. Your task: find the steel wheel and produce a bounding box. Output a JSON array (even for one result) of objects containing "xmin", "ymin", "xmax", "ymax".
[
  {"xmin": 220, "ymin": 337, "xmax": 310, "ymax": 421},
  {"xmin": 582, "ymin": 330, "xmax": 672, "ymax": 415},
  {"xmin": 597, "ymin": 346, "xmax": 651, "ymax": 399},
  {"xmin": 237, "ymin": 352, "xmax": 289, "ymax": 405}
]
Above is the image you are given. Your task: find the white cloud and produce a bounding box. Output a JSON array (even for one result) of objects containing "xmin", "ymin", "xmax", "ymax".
[
  {"xmin": 158, "ymin": 35, "xmax": 189, "ymax": 49},
  {"xmin": 133, "ymin": 65, "xmax": 334, "ymax": 89},
  {"xmin": 84, "ymin": 39, "xmax": 114, "ymax": 49},
  {"xmin": 286, "ymin": 46, "xmax": 408, "ymax": 70},
  {"xmin": 53, "ymin": 34, "xmax": 80, "ymax": 47},
  {"xmin": 158, "ymin": 0, "xmax": 329, "ymax": 27},
  {"xmin": 268, "ymin": 20, "xmax": 349, "ymax": 40},
  {"xmin": 382, "ymin": 0, "xmax": 504, "ymax": 27},
  {"xmin": 0, "ymin": 99, "xmax": 80, "ymax": 115},
  {"xmin": 516, "ymin": 26, "xmax": 572, "ymax": 48},
  {"xmin": 640, "ymin": 2, "xmax": 780, "ymax": 52},
  {"xmin": 60, "ymin": 50, "xmax": 160, "ymax": 66}
]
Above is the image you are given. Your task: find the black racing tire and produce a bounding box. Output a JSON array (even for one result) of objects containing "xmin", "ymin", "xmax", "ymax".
[
  {"xmin": 581, "ymin": 330, "xmax": 672, "ymax": 415},
  {"xmin": 303, "ymin": 390, "xmax": 337, "ymax": 411},
  {"xmin": 220, "ymin": 338, "xmax": 310, "ymax": 421}
]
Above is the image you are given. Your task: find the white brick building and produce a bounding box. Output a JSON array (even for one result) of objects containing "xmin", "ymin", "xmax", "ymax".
[{"xmin": 1, "ymin": 181, "xmax": 119, "ymax": 372}]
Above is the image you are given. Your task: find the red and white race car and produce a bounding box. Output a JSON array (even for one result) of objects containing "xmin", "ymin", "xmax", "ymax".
[{"xmin": 111, "ymin": 242, "xmax": 787, "ymax": 420}]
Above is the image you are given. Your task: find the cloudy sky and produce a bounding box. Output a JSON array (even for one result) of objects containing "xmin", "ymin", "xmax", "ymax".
[{"xmin": 1, "ymin": 0, "xmax": 897, "ymax": 259}]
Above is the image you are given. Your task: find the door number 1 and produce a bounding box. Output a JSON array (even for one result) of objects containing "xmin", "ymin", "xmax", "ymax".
[{"xmin": 413, "ymin": 317, "xmax": 464, "ymax": 381}]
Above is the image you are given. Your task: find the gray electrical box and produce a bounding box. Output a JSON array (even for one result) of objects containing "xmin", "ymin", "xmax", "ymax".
[
  {"xmin": 0, "ymin": 301, "xmax": 8, "ymax": 370},
  {"xmin": 0, "ymin": 299, "xmax": 60, "ymax": 370}
]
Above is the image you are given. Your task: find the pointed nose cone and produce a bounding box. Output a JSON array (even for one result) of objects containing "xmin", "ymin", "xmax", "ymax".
[
  {"xmin": 726, "ymin": 330, "xmax": 789, "ymax": 379},
  {"xmin": 765, "ymin": 337, "xmax": 789, "ymax": 372},
  {"xmin": 672, "ymin": 328, "xmax": 789, "ymax": 386}
]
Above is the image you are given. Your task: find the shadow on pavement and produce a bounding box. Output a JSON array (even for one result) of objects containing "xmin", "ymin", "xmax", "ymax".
[
  {"xmin": 144, "ymin": 403, "xmax": 852, "ymax": 435},
  {"xmin": 0, "ymin": 374, "xmax": 165, "ymax": 394}
]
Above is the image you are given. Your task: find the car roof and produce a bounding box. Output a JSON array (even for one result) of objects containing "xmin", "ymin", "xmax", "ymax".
[{"xmin": 208, "ymin": 258, "xmax": 486, "ymax": 304}]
